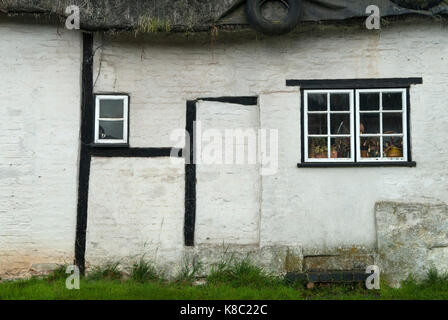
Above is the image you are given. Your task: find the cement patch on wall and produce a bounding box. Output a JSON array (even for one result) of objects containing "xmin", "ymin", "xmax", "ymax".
[{"xmin": 376, "ymin": 201, "xmax": 448, "ymax": 287}]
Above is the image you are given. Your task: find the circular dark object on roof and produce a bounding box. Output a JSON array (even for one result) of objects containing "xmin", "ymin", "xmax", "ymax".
[
  {"xmin": 245, "ymin": 0, "xmax": 302, "ymax": 35},
  {"xmin": 389, "ymin": 0, "xmax": 443, "ymax": 10}
]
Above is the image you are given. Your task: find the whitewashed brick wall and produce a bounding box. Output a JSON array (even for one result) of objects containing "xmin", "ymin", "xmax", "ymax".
[
  {"xmin": 92, "ymin": 18, "xmax": 448, "ymax": 263},
  {"xmin": 0, "ymin": 22, "xmax": 82, "ymax": 276},
  {"xmin": 2, "ymin": 17, "xmax": 448, "ymax": 276}
]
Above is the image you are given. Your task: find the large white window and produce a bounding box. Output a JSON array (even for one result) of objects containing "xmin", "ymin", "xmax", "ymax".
[
  {"xmin": 304, "ymin": 88, "xmax": 408, "ymax": 163},
  {"xmin": 94, "ymin": 95, "xmax": 129, "ymax": 145}
]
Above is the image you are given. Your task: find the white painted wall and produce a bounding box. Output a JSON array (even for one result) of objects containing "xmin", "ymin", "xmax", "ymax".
[
  {"xmin": 0, "ymin": 22, "xmax": 82, "ymax": 276},
  {"xmin": 91, "ymin": 18, "xmax": 448, "ymax": 262},
  {"xmin": 86, "ymin": 157, "xmax": 185, "ymax": 270},
  {"xmin": 2, "ymin": 17, "xmax": 448, "ymax": 276},
  {"xmin": 259, "ymin": 91, "xmax": 379, "ymax": 251}
]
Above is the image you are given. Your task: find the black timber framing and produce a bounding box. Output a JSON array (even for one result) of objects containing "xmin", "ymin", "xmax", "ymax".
[
  {"xmin": 90, "ymin": 147, "xmax": 182, "ymax": 158},
  {"xmin": 75, "ymin": 33, "xmax": 183, "ymax": 274},
  {"xmin": 184, "ymin": 100, "xmax": 196, "ymax": 247},
  {"xmin": 286, "ymin": 78, "xmax": 423, "ymax": 89},
  {"xmin": 74, "ymin": 33, "xmax": 94, "ymax": 274},
  {"xmin": 75, "ymin": 32, "xmax": 256, "ymax": 268}
]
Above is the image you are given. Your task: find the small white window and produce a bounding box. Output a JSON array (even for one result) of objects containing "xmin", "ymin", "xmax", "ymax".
[
  {"xmin": 94, "ymin": 95, "xmax": 129, "ymax": 145},
  {"xmin": 304, "ymin": 90, "xmax": 355, "ymax": 162}
]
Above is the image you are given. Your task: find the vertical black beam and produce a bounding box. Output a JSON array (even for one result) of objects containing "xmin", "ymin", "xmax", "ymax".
[
  {"xmin": 300, "ymin": 90, "xmax": 305, "ymax": 163},
  {"xmin": 75, "ymin": 33, "xmax": 94, "ymax": 274},
  {"xmin": 353, "ymin": 90, "xmax": 357, "ymax": 162},
  {"xmin": 184, "ymin": 100, "xmax": 196, "ymax": 246},
  {"xmin": 406, "ymin": 87, "xmax": 412, "ymax": 162}
]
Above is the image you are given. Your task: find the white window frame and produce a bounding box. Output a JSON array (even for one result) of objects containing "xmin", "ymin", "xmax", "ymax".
[
  {"xmin": 94, "ymin": 95, "xmax": 129, "ymax": 145},
  {"xmin": 304, "ymin": 89, "xmax": 355, "ymax": 163},
  {"xmin": 356, "ymin": 88, "xmax": 408, "ymax": 162}
]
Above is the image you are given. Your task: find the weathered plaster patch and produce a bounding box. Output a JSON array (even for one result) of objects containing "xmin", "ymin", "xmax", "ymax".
[
  {"xmin": 376, "ymin": 201, "xmax": 448, "ymax": 287},
  {"xmin": 0, "ymin": 251, "xmax": 73, "ymax": 280},
  {"xmin": 183, "ymin": 245, "xmax": 303, "ymax": 277}
]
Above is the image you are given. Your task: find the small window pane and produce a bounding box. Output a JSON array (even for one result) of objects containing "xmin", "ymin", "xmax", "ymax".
[
  {"xmin": 331, "ymin": 137, "xmax": 351, "ymax": 159},
  {"xmin": 308, "ymin": 114, "xmax": 327, "ymax": 135},
  {"xmin": 330, "ymin": 114, "xmax": 350, "ymax": 135},
  {"xmin": 98, "ymin": 120, "xmax": 124, "ymax": 140},
  {"xmin": 100, "ymin": 99, "xmax": 124, "ymax": 118},
  {"xmin": 383, "ymin": 113, "xmax": 403, "ymax": 134},
  {"xmin": 360, "ymin": 137, "xmax": 381, "ymax": 158},
  {"xmin": 383, "ymin": 136, "xmax": 404, "ymax": 158},
  {"xmin": 383, "ymin": 92, "xmax": 402, "ymax": 111},
  {"xmin": 360, "ymin": 93, "xmax": 380, "ymax": 111},
  {"xmin": 308, "ymin": 137, "xmax": 328, "ymax": 159},
  {"xmin": 308, "ymin": 93, "xmax": 327, "ymax": 111},
  {"xmin": 330, "ymin": 93, "xmax": 350, "ymax": 111},
  {"xmin": 360, "ymin": 113, "xmax": 380, "ymax": 134}
]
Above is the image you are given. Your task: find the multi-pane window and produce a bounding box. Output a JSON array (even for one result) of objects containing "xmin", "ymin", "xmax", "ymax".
[
  {"xmin": 304, "ymin": 90, "xmax": 355, "ymax": 162},
  {"xmin": 94, "ymin": 95, "xmax": 129, "ymax": 145},
  {"xmin": 304, "ymin": 88, "xmax": 408, "ymax": 163},
  {"xmin": 356, "ymin": 89, "xmax": 407, "ymax": 161}
]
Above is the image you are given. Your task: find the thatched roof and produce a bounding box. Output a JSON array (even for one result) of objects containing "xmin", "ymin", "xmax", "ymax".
[
  {"xmin": 1, "ymin": 0, "xmax": 447, "ymax": 32},
  {"xmin": 0, "ymin": 0, "xmax": 244, "ymax": 31}
]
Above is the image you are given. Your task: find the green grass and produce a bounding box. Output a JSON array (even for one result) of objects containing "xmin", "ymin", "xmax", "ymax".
[
  {"xmin": 131, "ymin": 258, "xmax": 160, "ymax": 283},
  {"xmin": 207, "ymin": 257, "xmax": 282, "ymax": 288},
  {"xmin": 1, "ymin": 264, "xmax": 448, "ymax": 300},
  {"xmin": 87, "ymin": 262, "xmax": 122, "ymax": 281}
]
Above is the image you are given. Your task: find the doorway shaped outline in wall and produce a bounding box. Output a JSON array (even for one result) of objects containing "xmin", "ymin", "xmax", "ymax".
[{"xmin": 184, "ymin": 97, "xmax": 259, "ymax": 247}]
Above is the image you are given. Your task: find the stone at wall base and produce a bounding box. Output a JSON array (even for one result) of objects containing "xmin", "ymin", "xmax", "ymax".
[{"xmin": 30, "ymin": 263, "xmax": 60, "ymax": 273}]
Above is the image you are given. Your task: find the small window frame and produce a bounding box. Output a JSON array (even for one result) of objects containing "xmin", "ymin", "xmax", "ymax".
[
  {"xmin": 304, "ymin": 89, "xmax": 355, "ymax": 163},
  {"xmin": 356, "ymin": 88, "xmax": 408, "ymax": 163},
  {"xmin": 94, "ymin": 94, "xmax": 129, "ymax": 146}
]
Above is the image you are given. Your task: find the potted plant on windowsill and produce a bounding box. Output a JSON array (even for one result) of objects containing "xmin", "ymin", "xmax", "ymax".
[
  {"xmin": 331, "ymin": 139, "xmax": 351, "ymax": 159},
  {"xmin": 309, "ymin": 139, "xmax": 328, "ymax": 158},
  {"xmin": 312, "ymin": 145, "xmax": 328, "ymax": 158},
  {"xmin": 384, "ymin": 132, "xmax": 403, "ymax": 158},
  {"xmin": 330, "ymin": 147, "xmax": 338, "ymax": 159},
  {"xmin": 361, "ymin": 145, "xmax": 369, "ymax": 158},
  {"xmin": 361, "ymin": 138, "xmax": 380, "ymax": 158}
]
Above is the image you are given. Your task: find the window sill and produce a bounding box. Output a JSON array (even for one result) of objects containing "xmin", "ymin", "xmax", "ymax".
[
  {"xmin": 91, "ymin": 143, "xmax": 130, "ymax": 148},
  {"xmin": 297, "ymin": 161, "xmax": 416, "ymax": 168}
]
